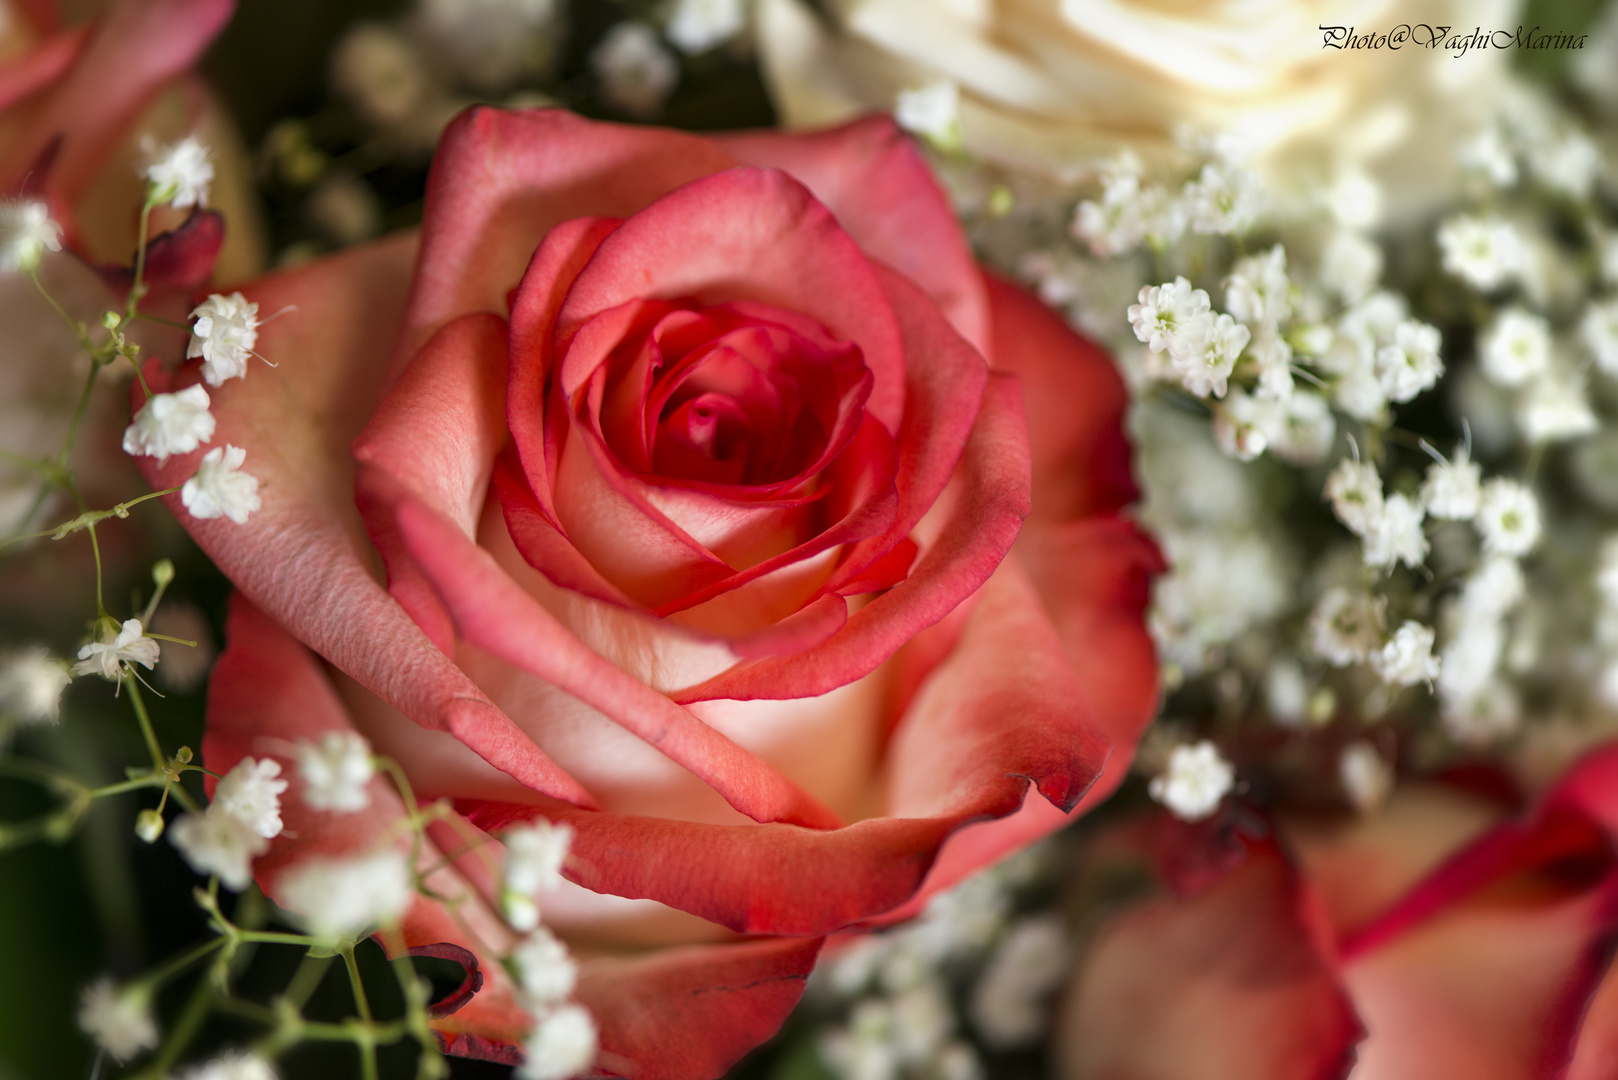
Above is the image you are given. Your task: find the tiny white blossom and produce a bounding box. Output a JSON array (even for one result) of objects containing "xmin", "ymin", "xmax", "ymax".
[
  {"xmin": 1182, "ymin": 162, "xmax": 1261, "ymax": 235},
  {"xmin": 1211, "ymin": 390, "xmax": 1271, "ymax": 461},
  {"xmin": 1438, "ymin": 620, "xmax": 1505, "ymax": 705},
  {"xmin": 213, "ymin": 757, "xmax": 286, "ymax": 839},
  {"xmin": 1530, "ymin": 130, "xmax": 1600, "ymax": 199},
  {"xmin": 1072, "ymin": 161, "xmax": 1181, "ymax": 256},
  {"xmin": 169, "ymin": 806, "xmax": 267, "ymax": 889},
  {"xmin": 969, "ymin": 916, "xmax": 1067, "ymax": 1048},
  {"xmin": 1519, "ymin": 371, "xmax": 1597, "ymax": 444},
  {"xmin": 279, "ymin": 849, "xmax": 413, "ymax": 939},
  {"xmin": 1128, "ymin": 277, "xmax": 1212, "ymax": 361},
  {"xmin": 177, "ymin": 1049, "xmax": 278, "ymax": 1080},
  {"xmin": 187, "ymin": 293, "xmax": 261, "ymax": 386},
  {"xmin": 135, "ymin": 809, "xmax": 165, "ymax": 844},
  {"xmin": 1441, "ymin": 679, "xmax": 1521, "ymax": 745},
  {"xmin": 1362, "ymin": 493, "xmax": 1427, "ymax": 570},
  {"xmin": 1266, "ymin": 392, "xmax": 1335, "ymax": 465},
  {"xmin": 1320, "ymin": 229, "xmax": 1382, "ymax": 302},
  {"xmin": 1249, "ymin": 333, "xmax": 1294, "ymax": 401},
  {"xmin": 1480, "ymin": 307, "xmax": 1552, "ymax": 387},
  {"xmin": 1147, "ymin": 740, "xmax": 1233, "ymax": 822},
  {"xmin": 1420, "ymin": 447, "xmax": 1481, "ymax": 520},
  {"xmin": 0, "ymin": 198, "xmax": 62, "ymax": 272},
  {"xmin": 1459, "ymin": 556, "xmax": 1525, "ymax": 621},
  {"xmin": 1310, "ymin": 588, "xmax": 1382, "ymax": 666},
  {"xmin": 519, "ymin": 1004, "xmax": 598, "ymax": 1080},
  {"xmin": 510, "ymin": 927, "xmax": 578, "ymax": 1006},
  {"xmin": 182, "ymin": 445, "xmax": 262, "ymax": 524},
  {"xmin": 78, "ymin": 977, "xmax": 158, "ymax": 1062},
  {"xmin": 894, "ymin": 81, "xmax": 961, "ymax": 149},
  {"xmin": 1175, "ymin": 312, "xmax": 1249, "ymax": 398},
  {"xmin": 1581, "ymin": 297, "xmax": 1618, "ymax": 375},
  {"xmin": 1339, "ymin": 742, "xmax": 1392, "ymax": 813},
  {"xmin": 297, "ymin": 731, "xmax": 374, "ymax": 812},
  {"xmin": 1374, "ymin": 319, "xmax": 1443, "ymax": 403},
  {"xmin": 591, "ymin": 22, "xmax": 677, "ymax": 118},
  {"xmin": 143, "ymin": 136, "xmax": 214, "ymax": 208},
  {"xmin": 1224, "ymin": 245, "xmax": 1290, "ymax": 328},
  {"xmin": 1372, "ymin": 621, "xmax": 1440, "ymax": 687},
  {"xmin": 1458, "ymin": 126, "xmax": 1517, "ymax": 186},
  {"xmin": 74, "ymin": 619, "xmax": 160, "ymax": 679},
  {"xmin": 1475, "ymin": 479, "xmax": 1541, "ymax": 557},
  {"xmin": 505, "ymin": 819, "xmax": 573, "ymax": 895},
  {"xmin": 665, "ymin": 0, "xmax": 746, "ymax": 52},
  {"xmin": 122, "ymin": 385, "xmax": 215, "ymax": 462},
  {"xmin": 1437, "ymin": 214, "xmax": 1525, "ymax": 291},
  {"xmin": 1327, "ymin": 171, "xmax": 1383, "ymax": 230},
  {"xmin": 1324, "ymin": 459, "xmax": 1383, "ymax": 536},
  {"xmin": 0, "ymin": 646, "xmax": 71, "ymax": 723}
]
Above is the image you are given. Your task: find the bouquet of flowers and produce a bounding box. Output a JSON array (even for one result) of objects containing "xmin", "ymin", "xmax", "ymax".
[{"xmin": 4, "ymin": 0, "xmax": 1618, "ymax": 1077}]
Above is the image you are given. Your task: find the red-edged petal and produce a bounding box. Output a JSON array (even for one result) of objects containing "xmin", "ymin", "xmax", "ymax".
[
  {"xmin": 0, "ymin": 22, "xmax": 88, "ymax": 114},
  {"xmin": 391, "ymin": 492, "xmax": 844, "ymax": 831},
  {"xmin": 0, "ymin": 0, "xmax": 234, "ymax": 206},
  {"xmin": 674, "ymin": 370, "xmax": 1028, "ymax": 702},
  {"xmin": 984, "ymin": 272, "xmax": 1136, "ymax": 520},
  {"xmin": 578, "ymin": 937, "xmax": 823, "ymax": 1080},
  {"xmin": 135, "ymin": 235, "xmax": 592, "ymax": 808},
  {"xmin": 92, "ymin": 209, "xmax": 224, "ymax": 299},
  {"xmin": 719, "ymin": 116, "xmax": 991, "ymax": 356},
  {"xmin": 396, "ymin": 107, "xmax": 737, "ymax": 381},
  {"xmin": 1059, "ymin": 833, "xmax": 1362, "ymax": 1080}
]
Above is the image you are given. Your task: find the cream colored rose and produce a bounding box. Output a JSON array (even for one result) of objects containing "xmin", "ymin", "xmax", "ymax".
[{"xmin": 758, "ymin": 0, "xmax": 1519, "ymax": 213}]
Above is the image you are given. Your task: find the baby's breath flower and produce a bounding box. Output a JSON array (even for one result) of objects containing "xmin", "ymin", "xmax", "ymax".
[
  {"xmin": 894, "ymin": 81, "xmax": 962, "ymax": 150},
  {"xmin": 188, "ymin": 293, "xmax": 261, "ymax": 386},
  {"xmin": 169, "ymin": 806, "xmax": 267, "ymax": 889},
  {"xmin": 1267, "ymin": 392, "xmax": 1335, "ymax": 466},
  {"xmin": 1147, "ymin": 740, "xmax": 1233, "ymax": 821},
  {"xmin": 1373, "ymin": 319, "xmax": 1443, "ymax": 403},
  {"xmin": 73, "ymin": 619, "xmax": 160, "ymax": 680},
  {"xmin": 1362, "ymin": 493, "xmax": 1427, "ymax": 570},
  {"xmin": 1249, "ymin": 333, "xmax": 1294, "ymax": 401},
  {"xmin": 1529, "ymin": 130, "xmax": 1600, "ymax": 199},
  {"xmin": 78, "ymin": 977, "xmax": 158, "ymax": 1062},
  {"xmin": 1437, "ymin": 214, "xmax": 1524, "ymax": 291},
  {"xmin": 1324, "ymin": 459, "xmax": 1383, "ymax": 536},
  {"xmin": 1476, "ymin": 479, "xmax": 1541, "ymax": 557},
  {"xmin": 969, "ymin": 915, "xmax": 1067, "ymax": 1049},
  {"xmin": 178, "ymin": 1050, "xmax": 278, "ymax": 1080},
  {"xmin": 503, "ymin": 817, "xmax": 573, "ymax": 930},
  {"xmin": 1581, "ymin": 297, "xmax": 1618, "ymax": 375},
  {"xmin": 1182, "ymin": 162, "xmax": 1260, "ymax": 236},
  {"xmin": 122, "ymin": 385, "xmax": 215, "ymax": 462},
  {"xmin": 1420, "ymin": 447, "xmax": 1481, "ymax": 520},
  {"xmin": 1319, "ymin": 229, "xmax": 1382, "ymax": 303},
  {"xmin": 519, "ymin": 1004, "xmax": 598, "ymax": 1080},
  {"xmin": 1519, "ymin": 370, "xmax": 1598, "ymax": 444},
  {"xmin": 1127, "ymin": 277, "xmax": 1211, "ymax": 360},
  {"xmin": 0, "ymin": 198, "xmax": 62, "ymax": 272},
  {"xmin": 1224, "ymin": 245, "xmax": 1290, "ymax": 328},
  {"xmin": 143, "ymin": 136, "xmax": 214, "ymax": 208},
  {"xmin": 1174, "ymin": 312, "xmax": 1249, "ymax": 398},
  {"xmin": 1459, "ymin": 556, "xmax": 1526, "ymax": 621},
  {"xmin": 591, "ymin": 22, "xmax": 677, "ymax": 118},
  {"xmin": 212, "ymin": 757, "xmax": 287, "ymax": 840},
  {"xmin": 0, "ymin": 647, "xmax": 71, "ymax": 723},
  {"xmin": 1372, "ymin": 621, "xmax": 1440, "ymax": 687},
  {"xmin": 1211, "ymin": 390, "xmax": 1271, "ymax": 461},
  {"xmin": 279, "ymin": 849, "xmax": 413, "ymax": 939},
  {"xmin": 1339, "ymin": 742, "xmax": 1392, "ymax": 813},
  {"xmin": 1438, "ymin": 620, "xmax": 1505, "ymax": 705},
  {"xmin": 1310, "ymin": 588, "xmax": 1382, "ymax": 666},
  {"xmin": 1441, "ymin": 680, "xmax": 1521, "ymax": 745},
  {"xmin": 664, "ymin": 0, "xmax": 746, "ymax": 53},
  {"xmin": 182, "ymin": 445, "xmax": 262, "ymax": 524},
  {"xmin": 511, "ymin": 927, "xmax": 579, "ymax": 1006},
  {"xmin": 296, "ymin": 731, "xmax": 374, "ymax": 812},
  {"xmin": 1458, "ymin": 125, "xmax": 1517, "ymax": 186},
  {"xmin": 1480, "ymin": 307, "xmax": 1552, "ymax": 387}
]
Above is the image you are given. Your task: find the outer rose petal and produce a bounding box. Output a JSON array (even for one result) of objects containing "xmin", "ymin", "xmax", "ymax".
[
  {"xmin": 1058, "ymin": 829, "xmax": 1361, "ymax": 1080},
  {"xmin": 719, "ymin": 116, "xmax": 991, "ymax": 355},
  {"xmin": 0, "ymin": 23, "xmax": 88, "ymax": 115},
  {"xmin": 134, "ymin": 236, "xmax": 594, "ymax": 807}
]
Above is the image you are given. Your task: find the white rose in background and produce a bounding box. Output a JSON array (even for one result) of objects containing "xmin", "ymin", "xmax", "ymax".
[{"xmin": 757, "ymin": 0, "xmax": 1519, "ymax": 216}]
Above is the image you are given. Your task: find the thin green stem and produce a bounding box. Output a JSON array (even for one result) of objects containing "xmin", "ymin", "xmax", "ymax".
[
  {"xmin": 124, "ymin": 678, "xmax": 166, "ymax": 771},
  {"xmin": 28, "ymin": 267, "xmax": 95, "ymax": 354},
  {"xmin": 0, "ymin": 448, "xmax": 52, "ymax": 477},
  {"xmin": 130, "ymin": 312, "xmax": 191, "ymax": 330},
  {"xmin": 343, "ymin": 946, "xmax": 379, "ymax": 1080},
  {"xmin": 136, "ymin": 936, "xmax": 226, "ymax": 992},
  {"xmin": 281, "ymin": 952, "xmax": 335, "ymax": 1011},
  {"xmin": 143, "ymin": 976, "xmax": 213, "ymax": 1076},
  {"xmin": 128, "ymin": 200, "xmax": 155, "ymax": 317}
]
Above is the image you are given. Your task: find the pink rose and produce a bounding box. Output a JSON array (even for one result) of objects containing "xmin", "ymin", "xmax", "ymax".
[
  {"xmin": 1060, "ymin": 749, "xmax": 1618, "ymax": 1078},
  {"xmin": 140, "ymin": 110, "xmax": 1160, "ymax": 1074}
]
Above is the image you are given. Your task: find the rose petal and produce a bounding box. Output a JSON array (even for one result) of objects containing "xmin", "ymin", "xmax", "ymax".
[
  {"xmin": 93, "ymin": 209, "xmax": 224, "ymax": 299},
  {"xmin": 0, "ymin": 23, "xmax": 89, "ymax": 115},
  {"xmin": 1058, "ymin": 834, "xmax": 1362, "ymax": 1080},
  {"xmin": 719, "ymin": 116, "xmax": 991, "ymax": 356},
  {"xmin": 135, "ymin": 236, "xmax": 594, "ymax": 808}
]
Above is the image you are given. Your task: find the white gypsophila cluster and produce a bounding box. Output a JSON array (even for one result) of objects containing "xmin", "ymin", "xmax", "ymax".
[
  {"xmin": 1374, "ymin": 319, "xmax": 1444, "ymax": 404},
  {"xmin": 1309, "ymin": 587, "xmax": 1383, "ymax": 667},
  {"xmin": 894, "ymin": 81, "xmax": 961, "ymax": 151},
  {"xmin": 502, "ymin": 818, "xmax": 573, "ymax": 931},
  {"xmin": 168, "ymin": 756, "xmax": 286, "ymax": 890},
  {"xmin": 1150, "ymin": 526, "xmax": 1288, "ymax": 675},
  {"xmin": 1225, "ymin": 245, "xmax": 1290, "ymax": 328},
  {"xmin": 188, "ymin": 293, "xmax": 261, "ymax": 387},
  {"xmin": 143, "ymin": 136, "xmax": 215, "ymax": 209},
  {"xmin": 1071, "ymin": 154, "xmax": 1184, "ymax": 257},
  {"xmin": 296, "ymin": 731, "xmax": 374, "ymax": 812},
  {"xmin": 278, "ymin": 848, "xmax": 413, "ymax": 939},
  {"xmin": 177, "ymin": 1049, "xmax": 278, "ymax": 1080},
  {"xmin": 1181, "ymin": 161, "xmax": 1261, "ymax": 236},
  {"xmin": 519, "ymin": 1005, "xmax": 599, "ymax": 1080},
  {"xmin": 73, "ymin": 619, "xmax": 160, "ymax": 681},
  {"xmin": 1127, "ymin": 278, "xmax": 1249, "ymax": 399},
  {"xmin": 77, "ymin": 977, "xmax": 159, "ymax": 1063},
  {"xmin": 0, "ymin": 646, "xmax": 71, "ymax": 725},
  {"xmin": 1584, "ymin": 297, "xmax": 1618, "ymax": 374},
  {"xmin": 511, "ymin": 926, "xmax": 578, "ymax": 1006},
  {"xmin": 820, "ymin": 983, "xmax": 976, "ymax": 1080},
  {"xmin": 591, "ymin": 22, "xmax": 677, "ymax": 119},
  {"xmin": 420, "ymin": 0, "xmax": 560, "ymax": 91},
  {"xmin": 665, "ymin": 0, "xmax": 747, "ymax": 54},
  {"xmin": 1475, "ymin": 479, "xmax": 1541, "ymax": 557},
  {"xmin": 1338, "ymin": 742, "xmax": 1393, "ymax": 814},
  {"xmin": 966, "ymin": 915, "xmax": 1066, "ymax": 1049},
  {"xmin": 1371, "ymin": 621, "xmax": 1440, "ymax": 688},
  {"xmin": 181, "ymin": 445, "xmax": 262, "ymax": 525},
  {"xmin": 1437, "ymin": 214, "xmax": 1526, "ymax": 291},
  {"xmin": 1482, "ymin": 308, "xmax": 1551, "ymax": 386},
  {"xmin": 0, "ymin": 198, "xmax": 62, "ymax": 273},
  {"xmin": 123, "ymin": 385, "xmax": 215, "ymax": 463},
  {"xmin": 1147, "ymin": 740, "xmax": 1234, "ymax": 822},
  {"xmin": 1519, "ymin": 369, "xmax": 1598, "ymax": 444}
]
